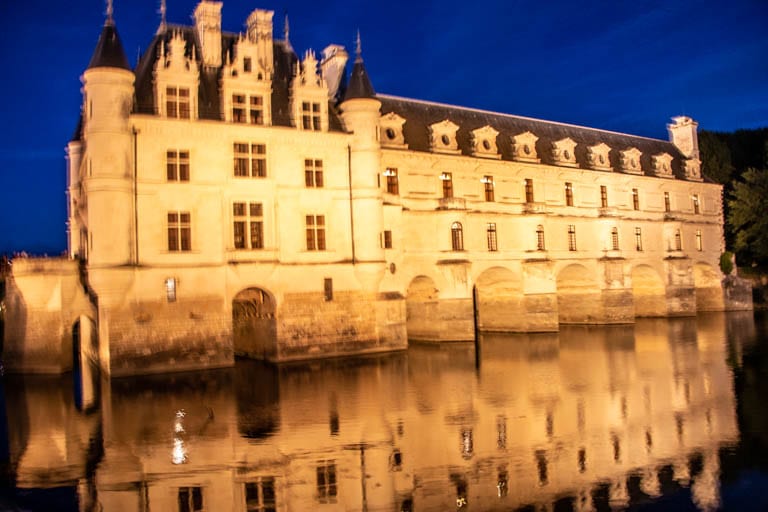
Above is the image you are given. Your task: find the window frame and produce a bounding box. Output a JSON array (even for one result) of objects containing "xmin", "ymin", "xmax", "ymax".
[
  {"xmin": 600, "ymin": 185, "xmax": 608, "ymax": 208},
  {"xmin": 483, "ymin": 176, "xmax": 495, "ymax": 202},
  {"xmin": 525, "ymin": 179, "xmax": 534, "ymax": 203},
  {"xmin": 536, "ymin": 224, "xmax": 545, "ymax": 251},
  {"xmin": 233, "ymin": 202, "xmax": 264, "ymax": 250},
  {"xmin": 166, "ymin": 86, "xmax": 191, "ymax": 119},
  {"xmin": 167, "ymin": 211, "xmax": 191, "ymax": 252},
  {"xmin": 631, "ymin": 188, "xmax": 640, "ymax": 211},
  {"xmin": 486, "ymin": 222, "xmax": 498, "ymax": 251},
  {"xmin": 305, "ymin": 214, "xmax": 326, "ymax": 251},
  {"xmin": 451, "ymin": 221, "xmax": 464, "ymax": 251},
  {"xmin": 567, "ymin": 224, "xmax": 577, "ymax": 251},
  {"xmin": 233, "ymin": 142, "xmax": 267, "ymax": 178},
  {"xmin": 635, "ymin": 227, "xmax": 643, "ymax": 251},
  {"xmin": 565, "ymin": 182, "xmax": 574, "ymax": 206},
  {"xmin": 304, "ymin": 159, "xmax": 324, "ymax": 188},
  {"xmin": 441, "ymin": 172, "xmax": 453, "ymax": 199},
  {"xmin": 166, "ymin": 150, "xmax": 190, "ymax": 182}
]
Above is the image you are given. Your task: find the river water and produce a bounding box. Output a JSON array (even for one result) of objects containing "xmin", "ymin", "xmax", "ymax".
[{"xmin": 1, "ymin": 311, "xmax": 767, "ymax": 511}]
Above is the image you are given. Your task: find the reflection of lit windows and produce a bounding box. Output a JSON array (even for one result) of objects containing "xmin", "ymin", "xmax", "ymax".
[
  {"xmin": 460, "ymin": 429, "xmax": 473, "ymax": 459},
  {"xmin": 497, "ymin": 470, "xmax": 508, "ymax": 497},
  {"xmin": 178, "ymin": 486, "xmax": 203, "ymax": 512},
  {"xmin": 316, "ymin": 461, "xmax": 337, "ymax": 503},
  {"xmin": 612, "ymin": 433, "xmax": 621, "ymax": 462},
  {"xmin": 578, "ymin": 447, "xmax": 586, "ymax": 473},
  {"xmin": 536, "ymin": 449, "xmax": 548, "ymax": 486},
  {"xmin": 496, "ymin": 416, "xmax": 507, "ymax": 449},
  {"xmin": 245, "ymin": 477, "xmax": 276, "ymax": 512},
  {"xmin": 165, "ymin": 278, "xmax": 177, "ymax": 302},
  {"xmin": 390, "ymin": 449, "xmax": 403, "ymax": 471}
]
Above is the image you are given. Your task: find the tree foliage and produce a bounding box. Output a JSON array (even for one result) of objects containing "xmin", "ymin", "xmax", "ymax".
[{"xmin": 728, "ymin": 168, "xmax": 768, "ymax": 266}]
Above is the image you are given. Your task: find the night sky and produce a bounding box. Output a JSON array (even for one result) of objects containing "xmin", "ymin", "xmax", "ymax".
[{"xmin": 1, "ymin": 0, "xmax": 766, "ymax": 255}]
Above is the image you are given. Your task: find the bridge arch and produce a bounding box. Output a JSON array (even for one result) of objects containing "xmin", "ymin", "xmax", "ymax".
[
  {"xmin": 474, "ymin": 266, "xmax": 523, "ymax": 331},
  {"xmin": 631, "ymin": 264, "xmax": 667, "ymax": 317},
  {"xmin": 233, "ymin": 287, "xmax": 277, "ymax": 359},
  {"xmin": 693, "ymin": 262, "xmax": 724, "ymax": 311},
  {"xmin": 405, "ymin": 275, "xmax": 442, "ymax": 340},
  {"xmin": 556, "ymin": 263, "xmax": 600, "ymax": 324}
]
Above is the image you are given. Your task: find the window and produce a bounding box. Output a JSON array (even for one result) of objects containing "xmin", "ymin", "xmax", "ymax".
[
  {"xmin": 692, "ymin": 194, "xmax": 700, "ymax": 214},
  {"xmin": 323, "ymin": 278, "xmax": 333, "ymax": 301},
  {"xmin": 674, "ymin": 229, "xmax": 682, "ymax": 251},
  {"xmin": 440, "ymin": 172, "xmax": 453, "ymax": 198},
  {"xmin": 568, "ymin": 225, "xmax": 577, "ymax": 251},
  {"xmin": 382, "ymin": 230, "xmax": 393, "ymax": 249},
  {"xmin": 611, "ymin": 227, "xmax": 619, "ymax": 251},
  {"xmin": 233, "ymin": 202, "xmax": 264, "ymax": 249},
  {"xmin": 232, "ymin": 94, "xmax": 246, "ymax": 123},
  {"xmin": 451, "ymin": 222, "xmax": 464, "ymax": 251},
  {"xmin": 696, "ymin": 229, "xmax": 702, "ymax": 251},
  {"xmin": 525, "ymin": 178, "xmax": 534, "ymax": 203},
  {"xmin": 536, "ymin": 225, "xmax": 545, "ymax": 251},
  {"xmin": 316, "ymin": 461, "xmax": 337, "ymax": 504},
  {"xmin": 600, "ymin": 185, "xmax": 608, "ymax": 208},
  {"xmin": 178, "ymin": 486, "xmax": 203, "ymax": 512},
  {"xmin": 384, "ymin": 168, "xmax": 399, "ymax": 194},
  {"xmin": 664, "ymin": 192, "xmax": 671, "ymax": 212},
  {"xmin": 304, "ymin": 159, "xmax": 324, "ymax": 187},
  {"xmin": 234, "ymin": 143, "xmax": 267, "ymax": 178},
  {"xmin": 167, "ymin": 212, "xmax": 191, "ymax": 252},
  {"xmin": 245, "ymin": 478, "xmax": 275, "ymax": 512},
  {"xmin": 243, "ymin": 57, "xmax": 252, "ymax": 73},
  {"xmin": 250, "ymin": 96, "xmax": 264, "ymax": 125},
  {"xmin": 166, "ymin": 86, "xmax": 190, "ymax": 119},
  {"xmin": 565, "ymin": 182, "xmax": 574, "ymax": 206},
  {"xmin": 167, "ymin": 150, "xmax": 190, "ymax": 181},
  {"xmin": 635, "ymin": 227, "xmax": 643, "ymax": 251},
  {"xmin": 486, "ymin": 223, "xmax": 497, "ymax": 251},
  {"xmin": 232, "ymin": 94, "xmax": 264, "ymax": 125},
  {"xmin": 306, "ymin": 215, "xmax": 326, "ymax": 251},
  {"xmin": 302, "ymin": 101, "xmax": 321, "ymax": 131},
  {"xmin": 483, "ymin": 175, "xmax": 495, "ymax": 202},
  {"xmin": 632, "ymin": 188, "xmax": 640, "ymax": 210}
]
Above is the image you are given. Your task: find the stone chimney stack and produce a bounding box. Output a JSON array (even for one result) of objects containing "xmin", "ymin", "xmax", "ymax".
[
  {"xmin": 321, "ymin": 45, "xmax": 349, "ymax": 99},
  {"xmin": 668, "ymin": 116, "xmax": 700, "ymax": 159},
  {"xmin": 194, "ymin": 1, "xmax": 223, "ymax": 68},
  {"xmin": 246, "ymin": 9, "xmax": 274, "ymax": 75}
]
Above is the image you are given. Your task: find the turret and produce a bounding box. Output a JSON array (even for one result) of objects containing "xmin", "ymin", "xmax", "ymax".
[{"xmin": 80, "ymin": 11, "xmax": 135, "ymax": 266}]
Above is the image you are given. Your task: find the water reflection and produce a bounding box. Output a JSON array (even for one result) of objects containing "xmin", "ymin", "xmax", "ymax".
[{"xmin": 1, "ymin": 312, "xmax": 766, "ymax": 511}]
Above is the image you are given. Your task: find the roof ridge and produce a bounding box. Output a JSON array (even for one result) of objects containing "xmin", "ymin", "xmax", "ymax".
[{"xmin": 377, "ymin": 93, "xmax": 674, "ymax": 145}]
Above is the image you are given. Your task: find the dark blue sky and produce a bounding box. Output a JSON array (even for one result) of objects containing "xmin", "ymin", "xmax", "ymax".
[{"xmin": 1, "ymin": 0, "xmax": 766, "ymax": 255}]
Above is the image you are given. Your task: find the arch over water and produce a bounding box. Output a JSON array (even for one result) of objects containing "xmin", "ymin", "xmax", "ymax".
[
  {"xmin": 474, "ymin": 266, "xmax": 523, "ymax": 331},
  {"xmin": 233, "ymin": 287, "xmax": 277, "ymax": 359},
  {"xmin": 693, "ymin": 262, "xmax": 724, "ymax": 311},
  {"xmin": 405, "ymin": 275, "xmax": 441, "ymax": 340},
  {"xmin": 631, "ymin": 265, "xmax": 667, "ymax": 317},
  {"xmin": 556, "ymin": 263, "xmax": 600, "ymax": 324}
]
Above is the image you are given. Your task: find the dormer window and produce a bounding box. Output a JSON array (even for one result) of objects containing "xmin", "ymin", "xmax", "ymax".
[
  {"xmin": 301, "ymin": 102, "xmax": 322, "ymax": 131},
  {"xmin": 154, "ymin": 32, "xmax": 199, "ymax": 120},
  {"xmin": 552, "ymin": 138, "xmax": 578, "ymax": 167},
  {"xmin": 684, "ymin": 158, "xmax": 703, "ymax": 181},
  {"xmin": 512, "ymin": 132, "xmax": 540, "ymax": 163},
  {"xmin": 166, "ymin": 87, "xmax": 191, "ymax": 119},
  {"xmin": 243, "ymin": 57, "xmax": 252, "ymax": 73},
  {"xmin": 620, "ymin": 147, "xmax": 643, "ymax": 174},
  {"xmin": 380, "ymin": 112, "xmax": 407, "ymax": 149},
  {"xmin": 652, "ymin": 153, "xmax": 674, "ymax": 178},
  {"xmin": 220, "ymin": 31, "xmax": 273, "ymax": 125},
  {"xmin": 429, "ymin": 120, "xmax": 460, "ymax": 154},
  {"xmin": 587, "ymin": 143, "xmax": 612, "ymax": 171},
  {"xmin": 291, "ymin": 50, "xmax": 328, "ymax": 131},
  {"xmin": 471, "ymin": 126, "xmax": 500, "ymax": 159}
]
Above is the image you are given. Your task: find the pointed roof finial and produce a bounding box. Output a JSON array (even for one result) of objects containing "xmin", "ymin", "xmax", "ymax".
[
  {"xmin": 355, "ymin": 30, "xmax": 362, "ymax": 62},
  {"xmin": 157, "ymin": 0, "xmax": 167, "ymax": 34},
  {"xmin": 106, "ymin": 0, "xmax": 114, "ymax": 25},
  {"xmin": 284, "ymin": 12, "xmax": 290, "ymax": 44}
]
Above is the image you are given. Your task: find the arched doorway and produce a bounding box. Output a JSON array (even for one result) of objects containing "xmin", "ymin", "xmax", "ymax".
[
  {"xmin": 475, "ymin": 266, "xmax": 523, "ymax": 331},
  {"xmin": 556, "ymin": 264, "xmax": 600, "ymax": 324},
  {"xmin": 631, "ymin": 265, "xmax": 667, "ymax": 317},
  {"xmin": 233, "ymin": 287, "xmax": 277, "ymax": 359},
  {"xmin": 405, "ymin": 276, "xmax": 439, "ymax": 340},
  {"xmin": 693, "ymin": 263, "xmax": 724, "ymax": 311},
  {"xmin": 72, "ymin": 315, "xmax": 99, "ymax": 412}
]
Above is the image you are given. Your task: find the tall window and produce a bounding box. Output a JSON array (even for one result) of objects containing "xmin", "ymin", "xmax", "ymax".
[
  {"xmin": 232, "ymin": 94, "xmax": 246, "ymax": 123},
  {"xmin": 451, "ymin": 222, "xmax": 464, "ymax": 251},
  {"xmin": 600, "ymin": 185, "xmax": 608, "ymax": 208},
  {"xmin": 304, "ymin": 159, "xmax": 324, "ymax": 187},
  {"xmin": 231, "ymin": 94, "xmax": 264, "ymax": 125},
  {"xmin": 245, "ymin": 478, "xmax": 275, "ymax": 512},
  {"xmin": 696, "ymin": 229, "xmax": 703, "ymax": 251},
  {"xmin": 536, "ymin": 225, "xmax": 545, "ymax": 250},
  {"xmin": 486, "ymin": 223, "xmax": 498, "ymax": 251},
  {"xmin": 302, "ymin": 102, "xmax": 321, "ymax": 130},
  {"xmin": 316, "ymin": 461, "xmax": 337, "ymax": 504},
  {"xmin": 382, "ymin": 230, "xmax": 393, "ymax": 249},
  {"xmin": 632, "ymin": 188, "xmax": 640, "ymax": 210},
  {"xmin": 234, "ymin": 143, "xmax": 267, "ymax": 177},
  {"xmin": 568, "ymin": 225, "xmax": 577, "ymax": 251},
  {"xmin": 483, "ymin": 176, "xmax": 495, "ymax": 202},
  {"xmin": 611, "ymin": 227, "xmax": 620, "ymax": 251},
  {"xmin": 166, "ymin": 86, "xmax": 190, "ymax": 119},
  {"xmin": 233, "ymin": 202, "xmax": 264, "ymax": 249},
  {"xmin": 525, "ymin": 178, "xmax": 534, "ymax": 203},
  {"xmin": 635, "ymin": 227, "xmax": 643, "ymax": 251},
  {"xmin": 167, "ymin": 212, "xmax": 191, "ymax": 252},
  {"xmin": 441, "ymin": 172, "xmax": 453, "ymax": 198},
  {"xmin": 167, "ymin": 150, "xmax": 190, "ymax": 181},
  {"xmin": 306, "ymin": 215, "xmax": 326, "ymax": 251},
  {"xmin": 384, "ymin": 168, "xmax": 399, "ymax": 195},
  {"xmin": 178, "ymin": 486, "xmax": 203, "ymax": 512},
  {"xmin": 565, "ymin": 182, "xmax": 574, "ymax": 206},
  {"xmin": 692, "ymin": 194, "xmax": 700, "ymax": 214},
  {"xmin": 249, "ymin": 96, "xmax": 264, "ymax": 125},
  {"xmin": 674, "ymin": 229, "xmax": 682, "ymax": 251},
  {"xmin": 664, "ymin": 192, "xmax": 671, "ymax": 212}
]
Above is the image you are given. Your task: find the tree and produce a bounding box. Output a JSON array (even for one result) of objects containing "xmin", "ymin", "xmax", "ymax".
[
  {"xmin": 699, "ymin": 130, "xmax": 734, "ymax": 184},
  {"xmin": 728, "ymin": 168, "xmax": 768, "ymax": 266}
]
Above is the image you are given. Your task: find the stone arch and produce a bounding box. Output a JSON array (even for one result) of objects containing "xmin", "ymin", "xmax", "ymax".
[
  {"xmin": 405, "ymin": 275, "xmax": 441, "ymax": 341},
  {"xmin": 631, "ymin": 265, "xmax": 667, "ymax": 317},
  {"xmin": 693, "ymin": 262, "xmax": 724, "ymax": 311},
  {"xmin": 233, "ymin": 287, "xmax": 277, "ymax": 359},
  {"xmin": 556, "ymin": 263, "xmax": 600, "ymax": 324},
  {"xmin": 72, "ymin": 315, "xmax": 99, "ymax": 412},
  {"xmin": 474, "ymin": 266, "xmax": 523, "ymax": 331}
]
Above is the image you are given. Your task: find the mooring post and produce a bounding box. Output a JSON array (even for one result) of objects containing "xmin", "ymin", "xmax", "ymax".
[{"xmin": 472, "ymin": 284, "xmax": 480, "ymax": 370}]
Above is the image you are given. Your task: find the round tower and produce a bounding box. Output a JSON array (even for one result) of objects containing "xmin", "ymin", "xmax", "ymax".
[
  {"xmin": 81, "ymin": 13, "xmax": 135, "ymax": 266},
  {"xmin": 339, "ymin": 35, "xmax": 385, "ymax": 292}
]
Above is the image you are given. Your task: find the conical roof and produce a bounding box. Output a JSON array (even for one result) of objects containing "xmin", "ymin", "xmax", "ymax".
[
  {"xmin": 342, "ymin": 34, "xmax": 375, "ymax": 101},
  {"xmin": 87, "ymin": 22, "xmax": 130, "ymax": 70}
]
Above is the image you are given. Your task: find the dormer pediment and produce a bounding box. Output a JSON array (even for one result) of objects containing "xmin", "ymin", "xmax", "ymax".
[
  {"xmin": 291, "ymin": 49, "xmax": 329, "ymax": 131},
  {"xmin": 683, "ymin": 158, "xmax": 703, "ymax": 181},
  {"xmin": 552, "ymin": 137, "xmax": 578, "ymax": 167},
  {"xmin": 153, "ymin": 32, "xmax": 199, "ymax": 120},
  {"xmin": 223, "ymin": 36, "xmax": 273, "ymax": 81},
  {"xmin": 429, "ymin": 119, "xmax": 460, "ymax": 154},
  {"xmin": 652, "ymin": 153, "xmax": 674, "ymax": 178},
  {"xmin": 588, "ymin": 142, "xmax": 612, "ymax": 171},
  {"xmin": 380, "ymin": 112, "xmax": 408, "ymax": 149},
  {"xmin": 512, "ymin": 131, "xmax": 539, "ymax": 162},
  {"xmin": 620, "ymin": 147, "xmax": 643, "ymax": 174},
  {"xmin": 471, "ymin": 125, "xmax": 500, "ymax": 159}
]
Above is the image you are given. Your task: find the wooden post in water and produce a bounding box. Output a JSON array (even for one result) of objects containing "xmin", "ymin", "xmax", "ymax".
[{"xmin": 472, "ymin": 285, "xmax": 480, "ymax": 370}]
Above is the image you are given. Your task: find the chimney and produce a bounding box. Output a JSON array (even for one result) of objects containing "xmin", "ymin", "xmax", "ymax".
[
  {"xmin": 321, "ymin": 45, "xmax": 349, "ymax": 99},
  {"xmin": 194, "ymin": 1, "xmax": 223, "ymax": 68},
  {"xmin": 246, "ymin": 9, "xmax": 274, "ymax": 75},
  {"xmin": 668, "ymin": 116, "xmax": 700, "ymax": 159}
]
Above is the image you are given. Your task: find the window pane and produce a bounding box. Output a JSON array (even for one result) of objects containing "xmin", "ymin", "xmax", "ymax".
[{"xmin": 250, "ymin": 203, "xmax": 262, "ymax": 217}]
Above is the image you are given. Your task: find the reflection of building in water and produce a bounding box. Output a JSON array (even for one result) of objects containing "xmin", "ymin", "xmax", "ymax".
[{"xmin": 3, "ymin": 314, "xmax": 749, "ymax": 510}]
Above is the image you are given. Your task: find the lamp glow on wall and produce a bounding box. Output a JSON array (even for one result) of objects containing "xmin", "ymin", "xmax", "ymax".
[
  {"xmin": 382, "ymin": 168, "xmax": 397, "ymax": 177},
  {"xmin": 480, "ymin": 176, "xmax": 493, "ymax": 184},
  {"xmin": 165, "ymin": 277, "xmax": 177, "ymax": 302},
  {"xmin": 439, "ymin": 172, "xmax": 451, "ymax": 181}
]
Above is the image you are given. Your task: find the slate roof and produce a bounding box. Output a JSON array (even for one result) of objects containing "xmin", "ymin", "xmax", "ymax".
[
  {"xmin": 88, "ymin": 22, "xmax": 130, "ymax": 70},
  {"xmin": 343, "ymin": 56, "xmax": 375, "ymax": 101},
  {"xmin": 379, "ymin": 95, "xmax": 693, "ymax": 180}
]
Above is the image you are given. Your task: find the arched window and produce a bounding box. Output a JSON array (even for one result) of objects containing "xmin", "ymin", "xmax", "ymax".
[
  {"xmin": 536, "ymin": 225, "xmax": 545, "ymax": 251},
  {"xmin": 451, "ymin": 222, "xmax": 464, "ymax": 251},
  {"xmin": 611, "ymin": 227, "xmax": 619, "ymax": 251}
]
